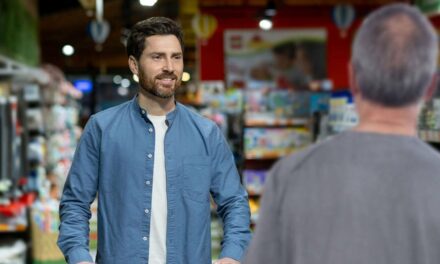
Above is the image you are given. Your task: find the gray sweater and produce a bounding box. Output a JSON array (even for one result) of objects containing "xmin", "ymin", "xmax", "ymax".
[{"xmin": 245, "ymin": 131, "xmax": 440, "ymax": 264}]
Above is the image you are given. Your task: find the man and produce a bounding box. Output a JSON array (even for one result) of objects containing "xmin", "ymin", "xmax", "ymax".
[
  {"xmin": 245, "ymin": 3, "xmax": 440, "ymax": 264},
  {"xmin": 58, "ymin": 17, "xmax": 251, "ymax": 264}
]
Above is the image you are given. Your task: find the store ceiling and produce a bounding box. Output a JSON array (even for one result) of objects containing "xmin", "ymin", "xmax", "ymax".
[
  {"xmin": 38, "ymin": 0, "xmax": 180, "ymax": 73},
  {"xmin": 38, "ymin": 0, "xmax": 404, "ymax": 73}
]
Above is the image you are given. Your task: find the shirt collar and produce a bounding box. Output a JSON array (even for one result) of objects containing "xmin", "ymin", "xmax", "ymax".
[{"xmin": 130, "ymin": 94, "xmax": 178, "ymax": 127}]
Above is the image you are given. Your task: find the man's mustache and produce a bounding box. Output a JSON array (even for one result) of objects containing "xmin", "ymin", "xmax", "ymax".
[{"xmin": 155, "ymin": 73, "xmax": 178, "ymax": 80}]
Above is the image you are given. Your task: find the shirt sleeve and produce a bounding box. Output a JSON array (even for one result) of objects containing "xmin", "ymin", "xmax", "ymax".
[
  {"xmin": 243, "ymin": 160, "xmax": 283, "ymax": 264},
  {"xmin": 209, "ymin": 125, "xmax": 252, "ymax": 262},
  {"xmin": 57, "ymin": 116, "xmax": 100, "ymax": 264}
]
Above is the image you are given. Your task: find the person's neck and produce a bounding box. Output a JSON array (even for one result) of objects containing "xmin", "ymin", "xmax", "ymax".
[
  {"xmin": 138, "ymin": 91, "xmax": 175, "ymax": 116},
  {"xmin": 353, "ymin": 97, "xmax": 421, "ymax": 136}
]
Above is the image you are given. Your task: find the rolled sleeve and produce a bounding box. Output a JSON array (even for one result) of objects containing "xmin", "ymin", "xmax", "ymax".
[{"xmin": 65, "ymin": 247, "xmax": 94, "ymax": 264}]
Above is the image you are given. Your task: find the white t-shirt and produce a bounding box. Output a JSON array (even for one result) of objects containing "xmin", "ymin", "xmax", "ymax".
[{"xmin": 148, "ymin": 114, "xmax": 168, "ymax": 264}]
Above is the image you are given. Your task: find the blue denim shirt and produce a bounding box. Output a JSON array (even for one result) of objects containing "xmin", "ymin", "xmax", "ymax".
[{"xmin": 57, "ymin": 96, "xmax": 251, "ymax": 264}]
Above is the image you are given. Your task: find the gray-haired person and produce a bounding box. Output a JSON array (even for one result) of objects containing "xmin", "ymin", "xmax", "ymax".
[{"xmin": 245, "ymin": 3, "xmax": 440, "ymax": 264}]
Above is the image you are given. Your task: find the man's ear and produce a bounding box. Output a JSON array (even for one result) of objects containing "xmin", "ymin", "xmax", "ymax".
[
  {"xmin": 128, "ymin": 56, "xmax": 139, "ymax": 76},
  {"xmin": 424, "ymin": 73, "xmax": 438, "ymax": 102},
  {"xmin": 348, "ymin": 62, "xmax": 360, "ymax": 96}
]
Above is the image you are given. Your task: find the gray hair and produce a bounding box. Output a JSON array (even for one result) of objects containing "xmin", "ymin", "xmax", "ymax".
[{"xmin": 352, "ymin": 3, "xmax": 438, "ymax": 107}]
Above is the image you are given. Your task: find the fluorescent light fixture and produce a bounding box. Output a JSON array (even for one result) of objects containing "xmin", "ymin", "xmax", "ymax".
[
  {"xmin": 259, "ymin": 19, "xmax": 272, "ymax": 30},
  {"xmin": 139, "ymin": 0, "xmax": 157, "ymax": 6},
  {"xmin": 62, "ymin": 45, "xmax": 75, "ymax": 56}
]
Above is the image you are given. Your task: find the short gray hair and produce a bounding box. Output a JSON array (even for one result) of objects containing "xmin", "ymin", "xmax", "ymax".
[{"xmin": 352, "ymin": 3, "xmax": 438, "ymax": 107}]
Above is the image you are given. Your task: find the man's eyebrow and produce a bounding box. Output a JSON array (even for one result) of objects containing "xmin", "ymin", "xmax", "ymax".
[
  {"xmin": 147, "ymin": 52, "xmax": 165, "ymax": 56},
  {"xmin": 146, "ymin": 52, "xmax": 182, "ymax": 56}
]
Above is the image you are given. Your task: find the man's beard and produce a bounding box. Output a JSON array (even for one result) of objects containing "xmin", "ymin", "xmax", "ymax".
[{"xmin": 139, "ymin": 71, "xmax": 181, "ymax": 99}]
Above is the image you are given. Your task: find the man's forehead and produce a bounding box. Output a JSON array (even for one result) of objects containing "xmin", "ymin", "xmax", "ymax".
[
  {"xmin": 144, "ymin": 35, "xmax": 182, "ymax": 52},
  {"xmin": 145, "ymin": 35, "xmax": 179, "ymax": 44}
]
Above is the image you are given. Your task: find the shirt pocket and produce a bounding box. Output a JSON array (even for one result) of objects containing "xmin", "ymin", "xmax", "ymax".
[{"xmin": 182, "ymin": 156, "xmax": 211, "ymax": 203}]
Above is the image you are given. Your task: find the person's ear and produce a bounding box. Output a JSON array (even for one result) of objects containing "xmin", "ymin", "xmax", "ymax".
[
  {"xmin": 348, "ymin": 62, "xmax": 360, "ymax": 96},
  {"xmin": 128, "ymin": 56, "xmax": 139, "ymax": 76},
  {"xmin": 424, "ymin": 73, "xmax": 438, "ymax": 102}
]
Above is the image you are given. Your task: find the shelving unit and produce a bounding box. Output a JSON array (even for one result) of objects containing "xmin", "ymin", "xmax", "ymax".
[
  {"xmin": 0, "ymin": 55, "xmax": 82, "ymax": 263},
  {"xmin": 241, "ymin": 88, "xmax": 316, "ymax": 227},
  {"xmin": 0, "ymin": 55, "xmax": 49, "ymax": 264},
  {"xmin": 419, "ymin": 96, "xmax": 440, "ymax": 146}
]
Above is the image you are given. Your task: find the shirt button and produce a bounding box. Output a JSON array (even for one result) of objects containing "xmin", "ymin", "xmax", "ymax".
[
  {"xmin": 146, "ymin": 181, "xmax": 151, "ymax": 185},
  {"xmin": 143, "ymin": 236, "xmax": 148, "ymax": 241},
  {"xmin": 147, "ymin": 153, "xmax": 153, "ymax": 159},
  {"xmin": 145, "ymin": 209, "xmax": 150, "ymax": 214},
  {"xmin": 148, "ymin": 127, "xmax": 153, "ymax": 133},
  {"xmin": 141, "ymin": 110, "xmax": 146, "ymax": 115}
]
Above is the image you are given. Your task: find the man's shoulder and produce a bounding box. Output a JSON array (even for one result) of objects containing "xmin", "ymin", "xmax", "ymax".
[
  {"xmin": 177, "ymin": 103, "xmax": 217, "ymax": 129},
  {"xmin": 274, "ymin": 133, "xmax": 344, "ymax": 175},
  {"xmin": 91, "ymin": 100, "xmax": 132, "ymax": 123}
]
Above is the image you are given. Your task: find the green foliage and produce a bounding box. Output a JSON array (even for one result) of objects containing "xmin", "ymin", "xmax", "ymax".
[{"xmin": 0, "ymin": 0, "xmax": 39, "ymax": 66}]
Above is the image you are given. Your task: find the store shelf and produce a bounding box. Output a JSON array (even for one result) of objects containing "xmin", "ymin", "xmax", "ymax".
[
  {"xmin": 0, "ymin": 224, "xmax": 27, "ymax": 233},
  {"xmin": 0, "ymin": 193, "xmax": 35, "ymax": 217},
  {"xmin": 245, "ymin": 152, "xmax": 290, "ymax": 160},
  {"xmin": 244, "ymin": 147, "xmax": 307, "ymax": 160},
  {"xmin": 0, "ymin": 55, "xmax": 49, "ymax": 83},
  {"xmin": 0, "ymin": 196, "xmax": 30, "ymax": 233},
  {"xmin": 244, "ymin": 113, "xmax": 308, "ymax": 127},
  {"xmin": 419, "ymin": 129, "xmax": 440, "ymax": 143}
]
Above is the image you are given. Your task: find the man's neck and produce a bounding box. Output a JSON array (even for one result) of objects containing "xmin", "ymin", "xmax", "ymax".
[
  {"xmin": 353, "ymin": 98, "xmax": 421, "ymax": 136},
  {"xmin": 138, "ymin": 91, "xmax": 175, "ymax": 116}
]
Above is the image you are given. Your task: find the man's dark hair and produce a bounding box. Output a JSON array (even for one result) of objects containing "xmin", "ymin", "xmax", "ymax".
[{"xmin": 126, "ymin": 17, "xmax": 184, "ymax": 60}]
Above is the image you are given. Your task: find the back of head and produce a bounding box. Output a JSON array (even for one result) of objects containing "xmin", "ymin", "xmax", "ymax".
[
  {"xmin": 126, "ymin": 17, "xmax": 184, "ymax": 60},
  {"xmin": 352, "ymin": 3, "xmax": 438, "ymax": 107}
]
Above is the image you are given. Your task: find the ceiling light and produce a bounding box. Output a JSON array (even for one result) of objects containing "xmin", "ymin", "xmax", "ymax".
[
  {"xmin": 259, "ymin": 19, "xmax": 272, "ymax": 30},
  {"xmin": 117, "ymin": 86, "xmax": 129, "ymax": 96},
  {"xmin": 113, "ymin": 75, "xmax": 122, "ymax": 84},
  {"xmin": 121, "ymin": 78, "xmax": 131, "ymax": 88},
  {"xmin": 62, "ymin": 45, "xmax": 75, "ymax": 56},
  {"xmin": 182, "ymin": 72, "xmax": 191, "ymax": 82},
  {"xmin": 139, "ymin": 0, "xmax": 157, "ymax": 6}
]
